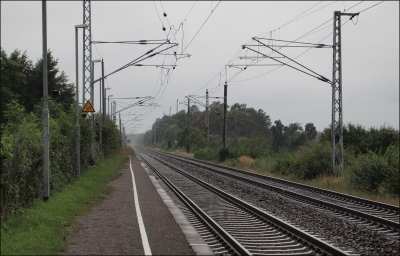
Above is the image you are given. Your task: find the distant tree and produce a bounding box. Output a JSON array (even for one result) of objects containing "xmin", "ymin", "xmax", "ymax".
[
  {"xmin": 283, "ymin": 123, "xmax": 307, "ymax": 151},
  {"xmin": 319, "ymin": 123, "xmax": 399, "ymax": 155},
  {"xmin": 271, "ymin": 120, "xmax": 284, "ymax": 152},
  {"xmin": 255, "ymin": 109, "xmax": 272, "ymax": 135},
  {"xmin": 209, "ymin": 101, "xmax": 224, "ymax": 136},
  {"xmin": 230, "ymin": 103, "xmax": 247, "ymax": 111},
  {"xmin": 305, "ymin": 123, "xmax": 317, "ymax": 140}
]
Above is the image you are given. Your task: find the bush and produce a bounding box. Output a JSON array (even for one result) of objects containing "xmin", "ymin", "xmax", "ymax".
[
  {"xmin": 292, "ymin": 141, "xmax": 331, "ymax": 180},
  {"xmin": 0, "ymin": 102, "xmax": 122, "ymax": 218},
  {"xmin": 381, "ymin": 145, "xmax": 399, "ymax": 195},
  {"xmin": 272, "ymin": 152, "xmax": 294, "ymax": 176},
  {"xmin": 238, "ymin": 156, "xmax": 254, "ymax": 167},
  {"xmin": 194, "ymin": 148, "xmax": 219, "ymax": 162},
  {"xmin": 271, "ymin": 141, "xmax": 330, "ymax": 180},
  {"xmin": 1, "ymin": 116, "xmax": 42, "ymax": 216},
  {"xmin": 218, "ymin": 147, "xmax": 229, "ymax": 162},
  {"xmin": 349, "ymin": 151, "xmax": 387, "ymax": 193},
  {"xmin": 228, "ymin": 136, "xmax": 270, "ymax": 159}
]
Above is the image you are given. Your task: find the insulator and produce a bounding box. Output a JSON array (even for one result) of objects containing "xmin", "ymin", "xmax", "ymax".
[
  {"xmin": 163, "ymin": 27, "xmax": 166, "ymax": 31},
  {"xmin": 163, "ymin": 12, "xmax": 167, "ymax": 17}
]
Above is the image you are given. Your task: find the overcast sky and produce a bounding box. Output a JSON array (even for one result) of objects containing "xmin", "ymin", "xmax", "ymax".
[{"xmin": 2, "ymin": 1, "xmax": 399, "ymax": 134}]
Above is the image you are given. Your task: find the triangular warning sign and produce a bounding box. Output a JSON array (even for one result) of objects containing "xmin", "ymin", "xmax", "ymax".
[{"xmin": 82, "ymin": 100, "xmax": 95, "ymax": 112}]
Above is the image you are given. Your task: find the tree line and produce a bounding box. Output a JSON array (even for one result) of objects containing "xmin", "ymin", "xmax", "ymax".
[
  {"xmin": 134, "ymin": 97, "xmax": 399, "ymax": 197},
  {"xmin": 137, "ymin": 101, "xmax": 319, "ymax": 154},
  {"xmin": 1, "ymin": 48, "xmax": 122, "ymax": 218}
]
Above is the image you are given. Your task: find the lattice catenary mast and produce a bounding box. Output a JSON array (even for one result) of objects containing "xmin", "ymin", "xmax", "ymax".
[
  {"xmin": 82, "ymin": 0, "xmax": 92, "ymax": 105},
  {"xmin": 331, "ymin": 11, "xmax": 359, "ymax": 173}
]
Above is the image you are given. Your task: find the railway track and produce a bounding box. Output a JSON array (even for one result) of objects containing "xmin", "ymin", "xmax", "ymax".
[
  {"xmin": 137, "ymin": 149, "xmax": 352, "ymax": 255},
  {"xmin": 143, "ymin": 148, "xmax": 399, "ymax": 234}
]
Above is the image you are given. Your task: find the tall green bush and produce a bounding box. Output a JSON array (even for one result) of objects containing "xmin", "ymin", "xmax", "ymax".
[
  {"xmin": 349, "ymin": 151, "xmax": 387, "ymax": 193},
  {"xmin": 228, "ymin": 136, "xmax": 270, "ymax": 159},
  {"xmin": 1, "ymin": 103, "xmax": 42, "ymax": 216},
  {"xmin": 194, "ymin": 147, "xmax": 219, "ymax": 162},
  {"xmin": 382, "ymin": 145, "xmax": 399, "ymax": 195},
  {"xmin": 348, "ymin": 145, "xmax": 399, "ymax": 195},
  {"xmin": 271, "ymin": 141, "xmax": 331, "ymax": 179},
  {"xmin": 218, "ymin": 147, "xmax": 229, "ymax": 162}
]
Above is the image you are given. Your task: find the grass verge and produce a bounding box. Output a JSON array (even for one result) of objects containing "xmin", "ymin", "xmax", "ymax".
[{"xmin": 1, "ymin": 153, "xmax": 130, "ymax": 255}]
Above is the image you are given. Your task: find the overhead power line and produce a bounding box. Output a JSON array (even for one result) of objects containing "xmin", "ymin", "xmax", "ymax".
[{"xmin": 183, "ymin": 1, "xmax": 221, "ymax": 52}]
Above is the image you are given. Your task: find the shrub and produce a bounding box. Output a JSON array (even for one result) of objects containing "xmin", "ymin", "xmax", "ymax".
[
  {"xmin": 349, "ymin": 151, "xmax": 387, "ymax": 193},
  {"xmin": 218, "ymin": 147, "xmax": 229, "ymax": 162},
  {"xmin": 291, "ymin": 141, "xmax": 331, "ymax": 180},
  {"xmin": 271, "ymin": 141, "xmax": 330, "ymax": 180},
  {"xmin": 1, "ymin": 117, "xmax": 42, "ymax": 216},
  {"xmin": 238, "ymin": 156, "xmax": 254, "ymax": 167},
  {"xmin": 194, "ymin": 148, "xmax": 219, "ymax": 162},
  {"xmin": 228, "ymin": 136, "xmax": 270, "ymax": 159},
  {"xmin": 381, "ymin": 144, "xmax": 399, "ymax": 195},
  {"xmin": 271, "ymin": 152, "xmax": 293, "ymax": 176},
  {"xmin": 0, "ymin": 102, "xmax": 122, "ymax": 218}
]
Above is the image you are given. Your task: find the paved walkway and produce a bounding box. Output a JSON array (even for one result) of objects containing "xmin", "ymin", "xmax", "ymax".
[{"xmin": 64, "ymin": 155, "xmax": 211, "ymax": 255}]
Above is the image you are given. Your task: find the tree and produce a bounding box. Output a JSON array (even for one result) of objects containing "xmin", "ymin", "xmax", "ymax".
[
  {"xmin": 255, "ymin": 109, "xmax": 272, "ymax": 135},
  {"xmin": 24, "ymin": 50, "xmax": 75, "ymax": 113},
  {"xmin": 305, "ymin": 123, "xmax": 317, "ymax": 140},
  {"xmin": 230, "ymin": 103, "xmax": 247, "ymax": 111},
  {"xmin": 0, "ymin": 48, "xmax": 75, "ymax": 116},
  {"xmin": 271, "ymin": 120, "xmax": 284, "ymax": 152},
  {"xmin": 283, "ymin": 123, "xmax": 307, "ymax": 151},
  {"xmin": 0, "ymin": 48, "xmax": 33, "ymax": 127}
]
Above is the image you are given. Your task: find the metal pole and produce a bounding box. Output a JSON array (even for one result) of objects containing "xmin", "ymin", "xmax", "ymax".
[
  {"xmin": 82, "ymin": 0, "xmax": 91, "ymax": 107},
  {"xmin": 104, "ymin": 89, "xmax": 107, "ymax": 123},
  {"xmin": 331, "ymin": 11, "xmax": 353, "ymax": 173},
  {"xmin": 123, "ymin": 126, "xmax": 126, "ymax": 146},
  {"xmin": 90, "ymin": 61, "xmax": 94, "ymax": 165},
  {"xmin": 42, "ymin": 0, "xmax": 50, "ymax": 200},
  {"xmin": 108, "ymin": 96, "xmax": 111, "ymax": 117},
  {"xmin": 223, "ymin": 81, "xmax": 228, "ymax": 148},
  {"xmin": 113, "ymin": 101, "xmax": 116, "ymax": 123},
  {"xmin": 102, "ymin": 60, "xmax": 106, "ymax": 122},
  {"xmin": 155, "ymin": 118, "xmax": 158, "ymax": 145},
  {"xmin": 188, "ymin": 97, "xmax": 190, "ymax": 153},
  {"xmin": 119, "ymin": 113, "xmax": 122, "ymax": 146},
  {"xmin": 75, "ymin": 26, "xmax": 81, "ymax": 177},
  {"xmin": 99, "ymin": 59, "xmax": 103, "ymax": 148},
  {"xmin": 206, "ymin": 89, "xmax": 210, "ymax": 148}
]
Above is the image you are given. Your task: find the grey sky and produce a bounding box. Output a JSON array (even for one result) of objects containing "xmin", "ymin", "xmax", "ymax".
[{"xmin": 1, "ymin": 1, "xmax": 399, "ymax": 134}]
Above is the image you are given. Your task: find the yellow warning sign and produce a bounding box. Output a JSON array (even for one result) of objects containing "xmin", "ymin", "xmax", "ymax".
[
  {"xmin": 127, "ymin": 140, "xmax": 131, "ymax": 143},
  {"xmin": 82, "ymin": 101, "xmax": 95, "ymax": 113}
]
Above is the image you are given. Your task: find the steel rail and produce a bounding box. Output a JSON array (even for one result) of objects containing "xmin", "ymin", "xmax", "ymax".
[
  {"xmin": 146, "ymin": 148, "xmax": 399, "ymax": 230},
  {"xmin": 136, "ymin": 153, "xmax": 251, "ymax": 255},
  {"xmin": 140, "ymin": 149, "xmax": 351, "ymax": 256}
]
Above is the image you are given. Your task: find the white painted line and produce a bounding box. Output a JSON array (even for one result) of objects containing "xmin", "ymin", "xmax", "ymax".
[{"xmin": 129, "ymin": 156, "xmax": 152, "ymax": 255}]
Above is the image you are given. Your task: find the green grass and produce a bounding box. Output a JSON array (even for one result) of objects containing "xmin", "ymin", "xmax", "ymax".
[{"xmin": 1, "ymin": 153, "xmax": 130, "ymax": 255}]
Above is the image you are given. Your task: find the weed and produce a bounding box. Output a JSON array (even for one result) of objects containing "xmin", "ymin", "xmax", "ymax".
[{"xmin": 238, "ymin": 156, "xmax": 255, "ymax": 167}]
